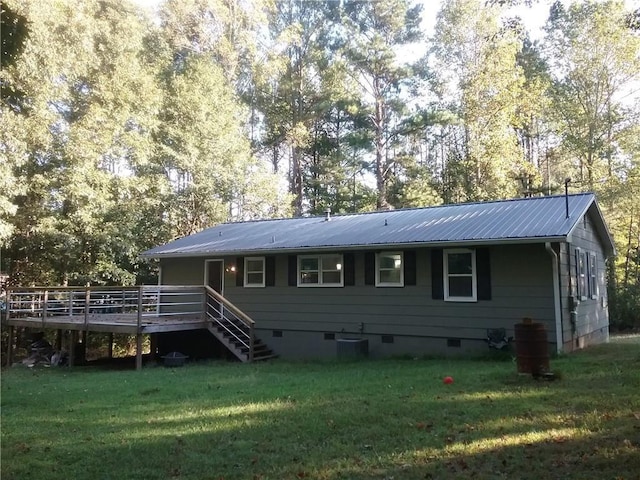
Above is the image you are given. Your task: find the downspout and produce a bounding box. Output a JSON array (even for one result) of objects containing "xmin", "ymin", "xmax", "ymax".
[{"xmin": 545, "ymin": 242, "xmax": 563, "ymax": 354}]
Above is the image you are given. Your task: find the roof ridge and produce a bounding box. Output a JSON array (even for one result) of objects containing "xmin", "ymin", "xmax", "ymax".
[
  {"xmin": 217, "ymin": 192, "xmax": 595, "ymax": 226},
  {"xmin": 141, "ymin": 191, "xmax": 614, "ymax": 258}
]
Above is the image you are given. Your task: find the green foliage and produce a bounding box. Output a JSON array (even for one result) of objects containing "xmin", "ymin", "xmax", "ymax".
[
  {"xmin": 1, "ymin": 0, "xmax": 164, "ymax": 285},
  {"xmin": 544, "ymin": 0, "xmax": 640, "ymax": 190},
  {"xmin": 542, "ymin": 1, "xmax": 640, "ymax": 300},
  {"xmin": 610, "ymin": 285, "xmax": 640, "ymax": 331},
  {"xmin": 1, "ymin": 0, "xmax": 639, "ymax": 306},
  {"xmin": 430, "ymin": 0, "xmax": 527, "ymax": 202},
  {"xmin": 1, "ymin": 0, "xmax": 286, "ymax": 285},
  {"xmin": 340, "ymin": 0, "xmax": 424, "ymax": 209}
]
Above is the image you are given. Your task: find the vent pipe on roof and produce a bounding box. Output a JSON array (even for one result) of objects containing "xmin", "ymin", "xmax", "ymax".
[
  {"xmin": 325, "ymin": 207, "xmax": 331, "ymax": 221},
  {"xmin": 564, "ymin": 178, "xmax": 571, "ymax": 219}
]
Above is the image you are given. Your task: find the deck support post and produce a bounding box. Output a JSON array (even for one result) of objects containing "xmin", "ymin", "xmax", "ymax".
[
  {"xmin": 108, "ymin": 333, "xmax": 114, "ymax": 359},
  {"xmin": 150, "ymin": 334, "xmax": 158, "ymax": 360},
  {"xmin": 81, "ymin": 330, "xmax": 87, "ymax": 362},
  {"xmin": 55, "ymin": 329, "xmax": 62, "ymax": 351},
  {"xmin": 136, "ymin": 286, "xmax": 143, "ymax": 370},
  {"xmin": 69, "ymin": 330, "xmax": 78, "ymax": 367},
  {"xmin": 6, "ymin": 325, "xmax": 15, "ymax": 367},
  {"xmin": 135, "ymin": 333, "xmax": 143, "ymax": 370}
]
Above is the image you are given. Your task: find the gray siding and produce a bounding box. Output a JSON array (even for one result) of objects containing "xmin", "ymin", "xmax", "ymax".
[
  {"xmin": 560, "ymin": 212, "xmax": 610, "ymax": 351},
  {"xmin": 160, "ymin": 243, "xmax": 557, "ymax": 359},
  {"xmin": 161, "ymin": 258, "xmax": 206, "ymax": 285}
]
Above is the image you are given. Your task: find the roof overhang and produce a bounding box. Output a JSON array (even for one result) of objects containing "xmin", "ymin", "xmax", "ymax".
[
  {"xmin": 141, "ymin": 236, "xmax": 570, "ymax": 260},
  {"xmin": 566, "ymin": 200, "xmax": 616, "ymax": 257}
]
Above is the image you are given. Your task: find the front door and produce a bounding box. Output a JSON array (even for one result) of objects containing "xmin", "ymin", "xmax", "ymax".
[{"xmin": 205, "ymin": 260, "xmax": 224, "ymax": 318}]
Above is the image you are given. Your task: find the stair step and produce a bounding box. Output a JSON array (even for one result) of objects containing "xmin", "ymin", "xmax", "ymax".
[
  {"xmin": 253, "ymin": 354, "xmax": 278, "ymax": 361},
  {"xmin": 205, "ymin": 296, "xmax": 276, "ymax": 362}
]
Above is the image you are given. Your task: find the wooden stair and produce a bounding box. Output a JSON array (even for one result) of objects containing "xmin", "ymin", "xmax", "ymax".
[
  {"xmin": 206, "ymin": 319, "xmax": 277, "ymax": 362},
  {"xmin": 204, "ymin": 286, "xmax": 276, "ymax": 363}
]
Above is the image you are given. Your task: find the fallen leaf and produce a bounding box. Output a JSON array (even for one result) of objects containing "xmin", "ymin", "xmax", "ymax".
[{"xmin": 16, "ymin": 443, "xmax": 30, "ymax": 454}]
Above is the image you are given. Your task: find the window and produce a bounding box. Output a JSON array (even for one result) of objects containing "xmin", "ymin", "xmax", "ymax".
[
  {"xmin": 444, "ymin": 248, "xmax": 477, "ymax": 302},
  {"xmin": 298, "ymin": 254, "xmax": 343, "ymax": 287},
  {"xmin": 376, "ymin": 252, "xmax": 403, "ymax": 286},
  {"xmin": 589, "ymin": 252, "xmax": 598, "ymax": 299},
  {"xmin": 576, "ymin": 248, "xmax": 587, "ymax": 300},
  {"xmin": 244, "ymin": 257, "xmax": 265, "ymax": 287}
]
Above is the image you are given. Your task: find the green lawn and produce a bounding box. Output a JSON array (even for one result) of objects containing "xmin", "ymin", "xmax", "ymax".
[{"xmin": 2, "ymin": 341, "xmax": 639, "ymax": 480}]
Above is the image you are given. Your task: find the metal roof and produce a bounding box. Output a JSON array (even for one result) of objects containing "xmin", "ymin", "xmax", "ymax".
[{"xmin": 141, "ymin": 193, "xmax": 615, "ymax": 258}]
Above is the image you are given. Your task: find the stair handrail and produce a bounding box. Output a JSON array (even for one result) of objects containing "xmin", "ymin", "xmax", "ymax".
[{"xmin": 204, "ymin": 286, "xmax": 255, "ymax": 362}]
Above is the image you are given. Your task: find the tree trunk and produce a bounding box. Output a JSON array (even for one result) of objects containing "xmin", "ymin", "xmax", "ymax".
[
  {"xmin": 291, "ymin": 145, "xmax": 303, "ymax": 216},
  {"xmin": 374, "ymin": 88, "xmax": 390, "ymax": 210}
]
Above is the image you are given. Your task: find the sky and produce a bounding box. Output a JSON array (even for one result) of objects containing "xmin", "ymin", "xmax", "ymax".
[
  {"xmin": 130, "ymin": 0, "xmax": 597, "ymax": 41},
  {"xmin": 132, "ymin": 0, "xmax": 640, "ymax": 44}
]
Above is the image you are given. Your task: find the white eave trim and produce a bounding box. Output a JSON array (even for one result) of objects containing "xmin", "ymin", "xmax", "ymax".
[{"xmin": 140, "ymin": 236, "xmax": 569, "ymax": 260}]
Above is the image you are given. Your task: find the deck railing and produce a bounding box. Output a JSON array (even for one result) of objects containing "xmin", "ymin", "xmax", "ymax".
[
  {"xmin": 204, "ymin": 286, "xmax": 255, "ymax": 362},
  {"xmin": 5, "ymin": 285, "xmax": 260, "ymax": 364},
  {"xmin": 6, "ymin": 285, "xmax": 206, "ymax": 326}
]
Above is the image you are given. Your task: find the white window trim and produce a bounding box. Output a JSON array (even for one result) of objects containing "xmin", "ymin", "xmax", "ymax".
[
  {"xmin": 244, "ymin": 257, "xmax": 265, "ymax": 288},
  {"xmin": 574, "ymin": 247, "xmax": 581, "ymax": 300},
  {"xmin": 375, "ymin": 252, "xmax": 404, "ymax": 287},
  {"xmin": 589, "ymin": 252, "xmax": 598, "ymax": 299},
  {"xmin": 443, "ymin": 248, "xmax": 477, "ymax": 302},
  {"xmin": 297, "ymin": 254, "xmax": 344, "ymax": 287},
  {"xmin": 576, "ymin": 248, "xmax": 587, "ymax": 301}
]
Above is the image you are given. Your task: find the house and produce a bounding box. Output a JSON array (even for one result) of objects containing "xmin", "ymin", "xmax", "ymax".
[{"xmin": 141, "ymin": 193, "xmax": 615, "ymax": 359}]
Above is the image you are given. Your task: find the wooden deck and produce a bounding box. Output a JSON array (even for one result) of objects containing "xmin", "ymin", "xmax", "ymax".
[
  {"xmin": 5, "ymin": 313, "xmax": 208, "ymax": 334},
  {"xmin": 3, "ymin": 284, "xmax": 266, "ymax": 368},
  {"xmin": 3, "ymin": 285, "xmax": 213, "ymax": 369}
]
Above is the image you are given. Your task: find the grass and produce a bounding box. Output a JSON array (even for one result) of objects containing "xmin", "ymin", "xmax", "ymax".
[{"xmin": 2, "ymin": 341, "xmax": 640, "ymax": 480}]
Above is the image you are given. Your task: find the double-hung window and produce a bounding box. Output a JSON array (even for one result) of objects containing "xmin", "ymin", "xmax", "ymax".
[
  {"xmin": 298, "ymin": 254, "xmax": 343, "ymax": 287},
  {"xmin": 589, "ymin": 252, "xmax": 598, "ymax": 299},
  {"xmin": 376, "ymin": 252, "xmax": 403, "ymax": 287},
  {"xmin": 244, "ymin": 257, "xmax": 265, "ymax": 287},
  {"xmin": 576, "ymin": 248, "xmax": 587, "ymax": 300},
  {"xmin": 443, "ymin": 248, "xmax": 477, "ymax": 302}
]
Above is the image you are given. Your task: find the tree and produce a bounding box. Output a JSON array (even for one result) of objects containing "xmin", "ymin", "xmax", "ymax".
[
  {"xmin": 0, "ymin": 1, "xmax": 28, "ymax": 244},
  {"xmin": 543, "ymin": 0, "xmax": 640, "ymax": 190},
  {"xmin": 429, "ymin": 0, "xmax": 527, "ymax": 202},
  {"xmin": 253, "ymin": 0, "xmax": 329, "ymax": 215},
  {"xmin": 542, "ymin": 1, "xmax": 640, "ymax": 329},
  {"xmin": 513, "ymin": 37, "xmax": 555, "ymax": 194},
  {"xmin": 159, "ymin": 0, "xmax": 267, "ymax": 96},
  {"xmin": 1, "ymin": 0, "xmax": 164, "ymax": 285},
  {"xmin": 154, "ymin": 53, "xmax": 287, "ymax": 236},
  {"xmin": 339, "ymin": 0, "xmax": 423, "ymax": 209}
]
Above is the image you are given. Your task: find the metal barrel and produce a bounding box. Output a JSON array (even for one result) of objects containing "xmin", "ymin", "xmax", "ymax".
[{"xmin": 514, "ymin": 319, "xmax": 550, "ymax": 374}]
